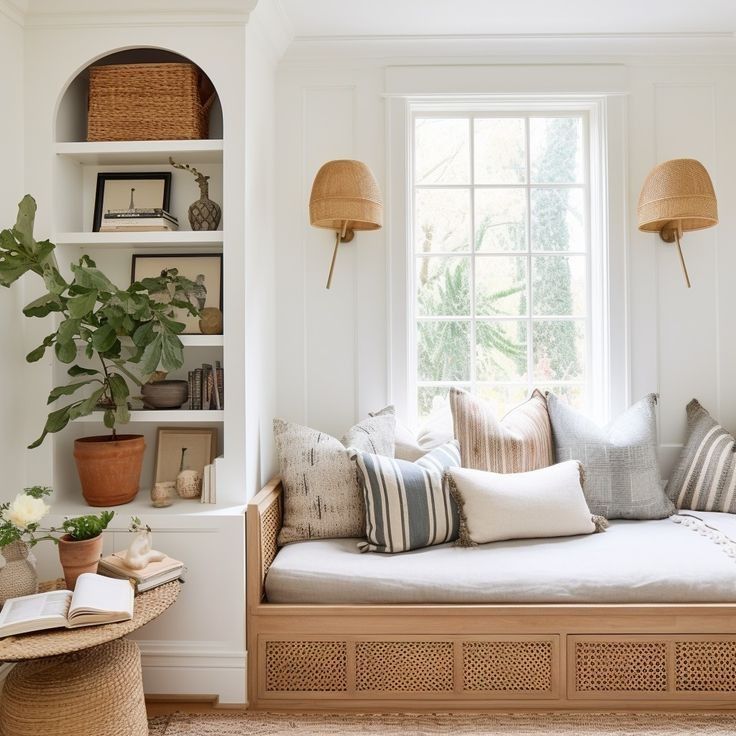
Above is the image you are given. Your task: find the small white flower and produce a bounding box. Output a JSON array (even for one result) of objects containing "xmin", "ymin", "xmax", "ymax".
[{"xmin": 7, "ymin": 493, "xmax": 49, "ymax": 529}]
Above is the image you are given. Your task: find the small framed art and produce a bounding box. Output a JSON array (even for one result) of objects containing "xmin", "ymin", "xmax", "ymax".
[
  {"xmin": 93, "ymin": 172, "xmax": 172, "ymax": 231},
  {"xmin": 154, "ymin": 427, "xmax": 218, "ymax": 484},
  {"xmin": 131, "ymin": 253, "xmax": 223, "ymax": 334}
]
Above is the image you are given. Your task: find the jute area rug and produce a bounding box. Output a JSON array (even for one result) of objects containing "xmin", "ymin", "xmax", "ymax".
[{"xmin": 148, "ymin": 711, "xmax": 736, "ymax": 735}]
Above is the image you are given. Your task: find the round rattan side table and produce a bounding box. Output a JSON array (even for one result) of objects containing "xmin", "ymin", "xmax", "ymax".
[{"xmin": 0, "ymin": 579, "xmax": 180, "ymax": 736}]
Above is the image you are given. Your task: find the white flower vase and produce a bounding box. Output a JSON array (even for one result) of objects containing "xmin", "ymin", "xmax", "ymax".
[{"xmin": 0, "ymin": 541, "xmax": 38, "ymax": 606}]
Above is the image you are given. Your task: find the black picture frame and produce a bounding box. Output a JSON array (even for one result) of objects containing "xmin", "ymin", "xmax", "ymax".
[
  {"xmin": 93, "ymin": 172, "xmax": 172, "ymax": 232},
  {"xmin": 131, "ymin": 253, "xmax": 224, "ymax": 335}
]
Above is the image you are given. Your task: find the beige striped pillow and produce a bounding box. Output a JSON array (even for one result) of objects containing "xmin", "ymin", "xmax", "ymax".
[
  {"xmin": 449, "ymin": 388, "xmax": 554, "ymax": 473},
  {"xmin": 667, "ymin": 399, "xmax": 736, "ymax": 512}
]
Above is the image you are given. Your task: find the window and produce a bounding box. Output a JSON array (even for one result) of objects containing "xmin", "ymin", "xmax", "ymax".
[{"xmin": 411, "ymin": 111, "xmax": 591, "ymax": 422}]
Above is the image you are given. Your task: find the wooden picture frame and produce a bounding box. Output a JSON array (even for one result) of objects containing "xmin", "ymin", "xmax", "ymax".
[
  {"xmin": 131, "ymin": 253, "xmax": 223, "ymax": 334},
  {"xmin": 154, "ymin": 427, "xmax": 218, "ymax": 484},
  {"xmin": 93, "ymin": 172, "xmax": 172, "ymax": 232}
]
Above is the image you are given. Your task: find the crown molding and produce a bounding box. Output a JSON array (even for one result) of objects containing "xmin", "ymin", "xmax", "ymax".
[
  {"xmin": 0, "ymin": 0, "xmax": 27, "ymax": 26},
  {"xmin": 23, "ymin": 1, "xmax": 256, "ymax": 29},
  {"xmin": 282, "ymin": 31, "xmax": 736, "ymax": 64}
]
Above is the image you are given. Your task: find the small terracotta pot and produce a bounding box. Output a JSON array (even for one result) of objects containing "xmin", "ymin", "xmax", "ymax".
[
  {"xmin": 74, "ymin": 434, "xmax": 145, "ymax": 507},
  {"xmin": 58, "ymin": 534, "xmax": 103, "ymax": 590}
]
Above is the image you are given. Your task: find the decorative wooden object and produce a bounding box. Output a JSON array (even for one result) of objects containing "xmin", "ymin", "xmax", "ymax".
[{"xmin": 247, "ymin": 479, "xmax": 736, "ymax": 710}]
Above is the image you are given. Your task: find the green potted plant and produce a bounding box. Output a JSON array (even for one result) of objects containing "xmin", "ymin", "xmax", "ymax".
[
  {"xmin": 57, "ymin": 511, "xmax": 114, "ymax": 589},
  {"xmin": 0, "ymin": 195, "xmax": 200, "ymax": 506},
  {"xmin": 0, "ymin": 486, "xmax": 53, "ymax": 603}
]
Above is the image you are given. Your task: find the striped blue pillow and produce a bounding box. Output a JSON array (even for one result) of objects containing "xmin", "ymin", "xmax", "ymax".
[{"xmin": 349, "ymin": 440, "xmax": 461, "ymax": 553}]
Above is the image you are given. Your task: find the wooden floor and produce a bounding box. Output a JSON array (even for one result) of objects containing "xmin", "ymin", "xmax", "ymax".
[{"xmin": 145, "ymin": 698, "xmax": 237, "ymax": 716}]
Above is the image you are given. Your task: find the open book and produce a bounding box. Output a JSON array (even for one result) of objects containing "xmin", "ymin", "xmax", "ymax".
[{"xmin": 0, "ymin": 573, "xmax": 134, "ymax": 638}]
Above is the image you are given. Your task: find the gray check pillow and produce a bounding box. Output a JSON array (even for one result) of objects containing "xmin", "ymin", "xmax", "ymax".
[
  {"xmin": 547, "ymin": 392, "xmax": 674, "ymax": 520},
  {"xmin": 274, "ymin": 414, "xmax": 396, "ymax": 544}
]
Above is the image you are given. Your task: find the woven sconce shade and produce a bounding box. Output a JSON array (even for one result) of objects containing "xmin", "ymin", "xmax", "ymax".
[
  {"xmin": 309, "ymin": 159, "xmax": 383, "ymax": 288},
  {"xmin": 637, "ymin": 158, "xmax": 718, "ymax": 288}
]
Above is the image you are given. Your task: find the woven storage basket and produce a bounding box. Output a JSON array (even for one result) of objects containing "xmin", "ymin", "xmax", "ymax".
[{"xmin": 87, "ymin": 62, "xmax": 215, "ymax": 142}]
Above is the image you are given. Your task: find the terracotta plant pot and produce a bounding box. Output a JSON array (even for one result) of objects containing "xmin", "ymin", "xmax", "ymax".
[
  {"xmin": 74, "ymin": 434, "xmax": 145, "ymax": 507},
  {"xmin": 58, "ymin": 534, "xmax": 103, "ymax": 589}
]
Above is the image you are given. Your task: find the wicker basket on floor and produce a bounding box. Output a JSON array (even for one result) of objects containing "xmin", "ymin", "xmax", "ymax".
[
  {"xmin": 0, "ymin": 639, "xmax": 147, "ymax": 736},
  {"xmin": 87, "ymin": 62, "xmax": 216, "ymax": 141}
]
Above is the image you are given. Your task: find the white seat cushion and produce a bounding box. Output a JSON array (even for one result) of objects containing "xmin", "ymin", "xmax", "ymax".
[{"xmin": 265, "ymin": 511, "xmax": 736, "ymax": 604}]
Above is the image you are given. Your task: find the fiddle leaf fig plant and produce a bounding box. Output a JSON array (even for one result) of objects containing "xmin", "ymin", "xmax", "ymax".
[{"xmin": 0, "ymin": 195, "xmax": 200, "ymax": 447}]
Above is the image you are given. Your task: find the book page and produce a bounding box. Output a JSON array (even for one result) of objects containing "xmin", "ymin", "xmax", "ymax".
[
  {"xmin": 69, "ymin": 574, "xmax": 134, "ymax": 619},
  {"xmin": 0, "ymin": 590, "xmax": 71, "ymax": 627}
]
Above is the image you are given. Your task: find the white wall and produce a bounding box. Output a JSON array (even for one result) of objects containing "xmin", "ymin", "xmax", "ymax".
[
  {"xmin": 276, "ymin": 46, "xmax": 736, "ymax": 477},
  {"xmin": 0, "ymin": 7, "xmax": 25, "ymax": 492}
]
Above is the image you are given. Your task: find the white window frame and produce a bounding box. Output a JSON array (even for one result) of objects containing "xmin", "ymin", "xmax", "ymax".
[{"xmin": 387, "ymin": 95, "xmax": 629, "ymax": 428}]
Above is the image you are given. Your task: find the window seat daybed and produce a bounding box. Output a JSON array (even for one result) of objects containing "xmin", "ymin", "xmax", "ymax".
[
  {"xmin": 266, "ymin": 512, "xmax": 736, "ymax": 605},
  {"xmin": 247, "ymin": 479, "xmax": 736, "ymax": 711}
]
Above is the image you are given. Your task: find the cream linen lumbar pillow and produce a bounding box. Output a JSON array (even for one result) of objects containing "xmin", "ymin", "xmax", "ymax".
[
  {"xmin": 274, "ymin": 414, "xmax": 395, "ymax": 545},
  {"xmin": 449, "ymin": 388, "xmax": 554, "ymax": 473},
  {"xmin": 445, "ymin": 461, "xmax": 606, "ymax": 546}
]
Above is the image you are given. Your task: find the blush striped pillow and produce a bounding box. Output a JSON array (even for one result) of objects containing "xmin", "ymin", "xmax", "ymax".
[
  {"xmin": 449, "ymin": 388, "xmax": 554, "ymax": 473},
  {"xmin": 350, "ymin": 440, "xmax": 461, "ymax": 553},
  {"xmin": 667, "ymin": 399, "xmax": 736, "ymax": 512}
]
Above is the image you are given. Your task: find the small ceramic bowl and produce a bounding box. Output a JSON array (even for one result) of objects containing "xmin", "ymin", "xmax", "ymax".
[{"xmin": 142, "ymin": 380, "xmax": 188, "ymax": 410}]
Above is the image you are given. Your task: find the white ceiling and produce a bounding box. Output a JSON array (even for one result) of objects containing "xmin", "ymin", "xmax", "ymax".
[{"xmin": 279, "ymin": 0, "xmax": 736, "ymax": 37}]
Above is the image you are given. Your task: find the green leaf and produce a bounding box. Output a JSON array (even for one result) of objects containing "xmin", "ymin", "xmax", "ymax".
[
  {"xmin": 160, "ymin": 332, "xmax": 184, "ymax": 372},
  {"xmin": 47, "ymin": 380, "xmax": 96, "ymax": 405},
  {"xmin": 42, "ymin": 265, "xmax": 67, "ymax": 296},
  {"xmin": 57, "ymin": 318, "xmax": 80, "ymax": 344},
  {"xmin": 12, "ymin": 195, "xmax": 37, "ymax": 250},
  {"xmin": 71, "ymin": 262, "xmax": 114, "ymax": 292},
  {"xmin": 26, "ymin": 344, "xmax": 48, "ymax": 363},
  {"xmin": 28, "ymin": 404, "xmax": 75, "ymax": 448},
  {"xmin": 114, "ymin": 402, "xmax": 130, "ymax": 426},
  {"xmin": 138, "ymin": 334, "xmax": 163, "ymax": 375},
  {"xmin": 108, "ymin": 374, "xmax": 129, "ymax": 406},
  {"xmin": 68, "ymin": 386, "xmax": 106, "ymax": 420},
  {"xmin": 23, "ymin": 292, "xmax": 63, "ymax": 318},
  {"xmin": 54, "ymin": 339, "xmax": 77, "ymax": 364},
  {"xmin": 132, "ymin": 321, "xmax": 155, "ymax": 348},
  {"xmin": 159, "ymin": 314, "xmax": 186, "ymax": 334},
  {"xmin": 91, "ymin": 324, "xmax": 117, "ymax": 352},
  {"xmin": 103, "ymin": 409, "xmax": 116, "ymax": 429},
  {"xmin": 67, "ymin": 290, "xmax": 98, "ymax": 319},
  {"xmin": 67, "ymin": 365, "xmax": 100, "ymax": 377}
]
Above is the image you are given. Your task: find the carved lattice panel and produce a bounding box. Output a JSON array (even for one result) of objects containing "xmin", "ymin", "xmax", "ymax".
[
  {"xmin": 265, "ymin": 640, "xmax": 347, "ymax": 692},
  {"xmin": 261, "ymin": 496, "xmax": 281, "ymax": 579},
  {"xmin": 676, "ymin": 641, "xmax": 736, "ymax": 692},
  {"xmin": 574, "ymin": 640, "xmax": 668, "ymax": 693},
  {"xmin": 355, "ymin": 641, "xmax": 454, "ymax": 692},
  {"xmin": 463, "ymin": 640, "xmax": 553, "ymax": 692}
]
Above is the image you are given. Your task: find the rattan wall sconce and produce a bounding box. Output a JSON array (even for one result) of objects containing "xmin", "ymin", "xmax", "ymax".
[
  {"xmin": 637, "ymin": 158, "xmax": 718, "ymax": 288},
  {"xmin": 309, "ymin": 159, "xmax": 383, "ymax": 289}
]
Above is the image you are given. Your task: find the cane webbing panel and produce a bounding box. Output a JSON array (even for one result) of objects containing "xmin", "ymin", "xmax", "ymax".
[
  {"xmin": 265, "ymin": 641, "xmax": 347, "ymax": 692},
  {"xmin": 574, "ymin": 640, "xmax": 668, "ymax": 693},
  {"xmin": 355, "ymin": 641, "xmax": 454, "ymax": 692},
  {"xmin": 676, "ymin": 641, "xmax": 736, "ymax": 692},
  {"xmin": 463, "ymin": 640, "xmax": 553, "ymax": 692},
  {"xmin": 261, "ymin": 495, "xmax": 282, "ymax": 580}
]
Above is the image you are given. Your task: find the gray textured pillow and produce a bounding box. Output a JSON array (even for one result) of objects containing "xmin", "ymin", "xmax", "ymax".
[
  {"xmin": 667, "ymin": 399, "xmax": 736, "ymax": 512},
  {"xmin": 274, "ymin": 415, "xmax": 395, "ymax": 545},
  {"xmin": 547, "ymin": 393, "xmax": 674, "ymax": 520}
]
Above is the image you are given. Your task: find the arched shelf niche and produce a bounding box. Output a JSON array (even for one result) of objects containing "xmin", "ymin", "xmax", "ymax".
[{"xmin": 55, "ymin": 47, "xmax": 223, "ymax": 143}]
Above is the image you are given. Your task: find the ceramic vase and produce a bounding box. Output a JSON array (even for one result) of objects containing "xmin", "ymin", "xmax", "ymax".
[
  {"xmin": 0, "ymin": 541, "xmax": 38, "ymax": 605},
  {"xmin": 188, "ymin": 178, "xmax": 221, "ymax": 231},
  {"xmin": 176, "ymin": 469, "xmax": 202, "ymax": 499},
  {"xmin": 58, "ymin": 534, "xmax": 103, "ymax": 590},
  {"xmin": 151, "ymin": 481, "xmax": 176, "ymax": 508},
  {"xmin": 198, "ymin": 307, "xmax": 223, "ymax": 334}
]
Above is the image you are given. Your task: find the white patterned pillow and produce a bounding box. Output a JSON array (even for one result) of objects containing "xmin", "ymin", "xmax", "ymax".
[{"xmin": 274, "ymin": 415, "xmax": 395, "ymax": 544}]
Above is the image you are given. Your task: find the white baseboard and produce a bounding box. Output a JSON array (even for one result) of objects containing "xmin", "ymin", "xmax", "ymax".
[{"xmin": 139, "ymin": 640, "xmax": 247, "ymax": 704}]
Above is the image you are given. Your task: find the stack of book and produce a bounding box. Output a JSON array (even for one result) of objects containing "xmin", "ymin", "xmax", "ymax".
[
  {"xmin": 188, "ymin": 360, "xmax": 224, "ymax": 411},
  {"xmin": 201, "ymin": 455, "xmax": 223, "ymax": 504},
  {"xmin": 99, "ymin": 208, "xmax": 179, "ymax": 232},
  {"xmin": 97, "ymin": 552, "xmax": 185, "ymax": 593}
]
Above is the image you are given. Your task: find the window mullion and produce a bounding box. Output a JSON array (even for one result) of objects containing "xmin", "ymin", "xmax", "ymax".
[
  {"xmin": 525, "ymin": 116, "xmax": 533, "ymax": 399},
  {"xmin": 469, "ymin": 115, "xmax": 477, "ymax": 397}
]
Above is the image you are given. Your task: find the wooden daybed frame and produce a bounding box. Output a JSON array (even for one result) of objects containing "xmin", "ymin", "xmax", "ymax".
[{"xmin": 247, "ymin": 478, "xmax": 736, "ymax": 710}]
